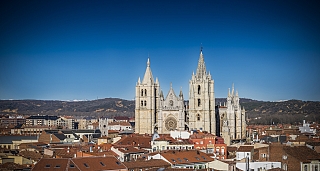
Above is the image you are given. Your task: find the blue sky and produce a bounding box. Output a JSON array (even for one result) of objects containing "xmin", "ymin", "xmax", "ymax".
[{"xmin": 1, "ymin": 0, "xmax": 319, "ymax": 101}]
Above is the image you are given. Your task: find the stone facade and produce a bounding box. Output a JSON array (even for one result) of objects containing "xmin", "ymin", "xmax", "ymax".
[
  {"xmin": 219, "ymin": 84, "xmax": 247, "ymax": 144},
  {"xmin": 188, "ymin": 50, "xmax": 215, "ymax": 133},
  {"xmin": 135, "ymin": 49, "xmax": 246, "ymax": 138}
]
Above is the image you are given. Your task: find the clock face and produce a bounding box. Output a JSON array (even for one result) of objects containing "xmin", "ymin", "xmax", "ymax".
[{"xmin": 165, "ymin": 117, "xmax": 177, "ymax": 131}]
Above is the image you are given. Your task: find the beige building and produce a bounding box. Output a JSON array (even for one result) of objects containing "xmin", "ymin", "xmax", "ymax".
[
  {"xmin": 135, "ymin": 49, "xmax": 246, "ymax": 139},
  {"xmin": 188, "ymin": 50, "xmax": 215, "ymax": 133},
  {"xmin": 219, "ymin": 84, "xmax": 247, "ymax": 145}
]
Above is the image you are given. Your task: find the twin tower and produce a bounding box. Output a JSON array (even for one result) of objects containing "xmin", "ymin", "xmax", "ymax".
[{"xmin": 135, "ymin": 49, "xmax": 216, "ymax": 135}]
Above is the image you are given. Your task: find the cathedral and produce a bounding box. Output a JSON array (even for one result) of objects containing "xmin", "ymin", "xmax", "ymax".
[{"xmin": 134, "ymin": 49, "xmax": 246, "ymax": 144}]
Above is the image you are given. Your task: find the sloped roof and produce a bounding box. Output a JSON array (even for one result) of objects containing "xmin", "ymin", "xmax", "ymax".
[
  {"xmin": 117, "ymin": 146, "xmax": 145, "ymax": 154},
  {"xmin": 72, "ymin": 156, "xmax": 127, "ymax": 170},
  {"xmin": 31, "ymin": 156, "xmax": 126, "ymax": 171},
  {"xmin": 283, "ymin": 146, "xmax": 320, "ymax": 162},
  {"xmin": 123, "ymin": 159, "xmax": 170, "ymax": 169},
  {"xmin": 160, "ymin": 150, "xmax": 213, "ymax": 165},
  {"xmin": 115, "ymin": 135, "xmax": 152, "ymax": 148},
  {"xmin": 0, "ymin": 135, "xmax": 37, "ymax": 144}
]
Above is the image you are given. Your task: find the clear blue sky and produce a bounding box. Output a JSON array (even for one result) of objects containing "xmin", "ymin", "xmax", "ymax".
[{"xmin": 1, "ymin": 0, "xmax": 319, "ymax": 101}]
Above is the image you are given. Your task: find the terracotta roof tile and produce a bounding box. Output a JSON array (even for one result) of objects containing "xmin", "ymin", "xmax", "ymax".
[
  {"xmin": 160, "ymin": 150, "xmax": 213, "ymax": 164},
  {"xmin": 123, "ymin": 159, "xmax": 170, "ymax": 169}
]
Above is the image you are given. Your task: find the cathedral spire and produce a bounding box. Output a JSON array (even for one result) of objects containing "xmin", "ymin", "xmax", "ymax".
[
  {"xmin": 196, "ymin": 48, "xmax": 207, "ymax": 79},
  {"xmin": 179, "ymin": 87, "xmax": 183, "ymax": 99},
  {"xmin": 232, "ymin": 83, "xmax": 234, "ymax": 95},
  {"xmin": 142, "ymin": 58, "xmax": 154, "ymax": 85}
]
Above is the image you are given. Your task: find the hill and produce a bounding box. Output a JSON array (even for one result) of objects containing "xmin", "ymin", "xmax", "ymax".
[
  {"xmin": 0, "ymin": 98, "xmax": 319, "ymax": 124},
  {"xmin": 0, "ymin": 98, "xmax": 135, "ymax": 118}
]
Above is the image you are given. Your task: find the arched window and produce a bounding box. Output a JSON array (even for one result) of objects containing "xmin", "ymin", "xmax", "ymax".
[
  {"xmin": 144, "ymin": 100, "xmax": 147, "ymax": 106},
  {"xmin": 141, "ymin": 101, "xmax": 143, "ymax": 106},
  {"xmin": 145, "ymin": 89, "xmax": 147, "ymax": 96},
  {"xmin": 141, "ymin": 89, "xmax": 144, "ymax": 96},
  {"xmin": 198, "ymin": 99, "xmax": 201, "ymax": 107},
  {"xmin": 197, "ymin": 114, "xmax": 200, "ymax": 121},
  {"xmin": 198, "ymin": 85, "xmax": 201, "ymax": 95}
]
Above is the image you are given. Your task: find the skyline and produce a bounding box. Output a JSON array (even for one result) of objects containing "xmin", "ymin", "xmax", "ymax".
[{"xmin": 1, "ymin": 1, "xmax": 320, "ymax": 102}]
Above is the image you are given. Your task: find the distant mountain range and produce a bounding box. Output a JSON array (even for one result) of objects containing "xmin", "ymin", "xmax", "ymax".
[{"xmin": 0, "ymin": 98, "xmax": 319, "ymax": 124}]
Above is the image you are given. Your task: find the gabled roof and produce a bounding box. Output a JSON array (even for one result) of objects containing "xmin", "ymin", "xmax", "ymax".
[
  {"xmin": 115, "ymin": 135, "xmax": 152, "ymax": 148},
  {"xmin": 160, "ymin": 150, "xmax": 213, "ymax": 165},
  {"xmin": 31, "ymin": 158, "xmax": 72, "ymax": 171}
]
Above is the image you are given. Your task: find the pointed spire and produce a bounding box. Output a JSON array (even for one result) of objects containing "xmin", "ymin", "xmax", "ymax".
[
  {"xmin": 160, "ymin": 90, "xmax": 164, "ymax": 99},
  {"xmin": 156, "ymin": 77, "xmax": 159, "ymax": 84},
  {"xmin": 179, "ymin": 87, "xmax": 183, "ymax": 99},
  {"xmin": 232, "ymin": 83, "xmax": 234, "ymax": 95},
  {"xmin": 228, "ymin": 88, "xmax": 231, "ymax": 96},
  {"xmin": 142, "ymin": 58, "xmax": 154, "ymax": 84},
  {"xmin": 137, "ymin": 77, "xmax": 141, "ymax": 84},
  {"xmin": 170, "ymin": 82, "xmax": 172, "ymax": 89},
  {"xmin": 196, "ymin": 48, "xmax": 207, "ymax": 79}
]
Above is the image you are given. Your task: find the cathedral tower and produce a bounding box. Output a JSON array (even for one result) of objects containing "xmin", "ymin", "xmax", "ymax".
[
  {"xmin": 188, "ymin": 49, "xmax": 215, "ymax": 133},
  {"xmin": 135, "ymin": 59, "xmax": 160, "ymax": 134}
]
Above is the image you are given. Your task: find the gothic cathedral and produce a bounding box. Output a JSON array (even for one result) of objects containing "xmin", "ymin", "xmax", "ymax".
[{"xmin": 134, "ymin": 49, "xmax": 246, "ymax": 144}]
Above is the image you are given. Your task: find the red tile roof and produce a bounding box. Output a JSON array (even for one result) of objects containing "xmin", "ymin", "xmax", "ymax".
[
  {"xmin": 160, "ymin": 150, "xmax": 214, "ymax": 165},
  {"xmin": 123, "ymin": 159, "xmax": 171, "ymax": 169},
  {"xmin": 31, "ymin": 156, "xmax": 126, "ymax": 171}
]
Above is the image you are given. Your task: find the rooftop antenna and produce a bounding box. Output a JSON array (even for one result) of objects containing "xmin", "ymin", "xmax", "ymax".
[{"xmin": 200, "ymin": 43, "xmax": 203, "ymax": 51}]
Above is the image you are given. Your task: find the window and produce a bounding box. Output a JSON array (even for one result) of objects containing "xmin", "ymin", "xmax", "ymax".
[
  {"xmin": 144, "ymin": 100, "xmax": 147, "ymax": 106},
  {"xmin": 198, "ymin": 85, "xmax": 201, "ymax": 95},
  {"xmin": 141, "ymin": 89, "xmax": 144, "ymax": 96},
  {"xmin": 198, "ymin": 99, "xmax": 201, "ymax": 107},
  {"xmin": 100, "ymin": 162, "xmax": 105, "ymax": 166},
  {"xmin": 55, "ymin": 165, "xmax": 60, "ymax": 168},
  {"xmin": 70, "ymin": 164, "xmax": 75, "ymax": 168},
  {"xmin": 304, "ymin": 165, "xmax": 308, "ymax": 171},
  {"xmin": 145, "ymin": 89, "xmax": 147, "ymax": 96},
  {"xmin": 45, "ymin": 164, "xmax": 50, "ymax": 168},
  {"xmin": 197, "ymin": 114, "xmax": 200, "ymax": 121},
  {"xmin": 84, "ymin": 163, "xmax": 89, "ymax": 168},
  {"xmin": 141, "ymin": 101, "xmax": 143, "ymax": 106}
]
